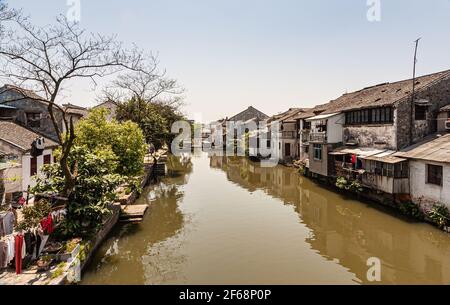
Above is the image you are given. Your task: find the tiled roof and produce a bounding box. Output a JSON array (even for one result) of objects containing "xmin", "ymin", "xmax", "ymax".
[
  {"xmin": 228, "ymin": 106, "xmax": 269, "ymax": 122},
  {"xmin": 63, "ymin": 103, "xmax": 89, "ymax": 117},
  {"xmin": 0, "ymin": 84, "xmax": 47, "ymax": 102},
  {"xmin": 321, "ymin": 69, "xmax": 450, "ymax": 114},
  {"xmin": 0, "ymin": 121, "xmax": 59, "ymax": 152},
  {"xmin": 440, "ymin": 104, "xmax": 450, "ymax": 112},
  {"xmin": 395, "ymin": 133, "xmax": 450, "ymax": 163}
]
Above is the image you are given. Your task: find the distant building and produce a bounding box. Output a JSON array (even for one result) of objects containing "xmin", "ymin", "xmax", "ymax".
[
  {"xmin": 93, "ymin": 100, "xmax": 118, "ymax": 121},
  {"xmin": 215, "ymin": 106, "xmax": 269, "ymax": 152},
  {"xmin": 0, "ymin": 121, "xmax": 59, "ymax": 192},
  {"xmin": 62, "ymin": 103, "xmax": 89, "ymax": 125}
]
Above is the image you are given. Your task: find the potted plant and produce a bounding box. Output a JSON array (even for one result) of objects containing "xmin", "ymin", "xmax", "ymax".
[
  {"xmin": 57, "ymin": 238, "xmax": 81, "ymax": 262},
  {"xmin": 36, "ymin": 255, "xmax": 54, "ymax": 272}
]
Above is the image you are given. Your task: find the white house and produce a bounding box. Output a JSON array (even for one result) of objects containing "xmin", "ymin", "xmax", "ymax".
[
  {"xmin": 0, "ymin": 121, "xmax": 59, "ymax": 193},
  {"xmin": 305, "ymin": 112, "xmax": 344, "ymax": 177},
  {"xmin": 396, "ymin": 133, "xmax": 450, "ymax": 209}
]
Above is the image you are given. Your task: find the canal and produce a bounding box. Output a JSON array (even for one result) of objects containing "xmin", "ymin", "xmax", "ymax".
[{"xmin": 82, "ymin": 153, "xmax": 450, "ymax": 285}]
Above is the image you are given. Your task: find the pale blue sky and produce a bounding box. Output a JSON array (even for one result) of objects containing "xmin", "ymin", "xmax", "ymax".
[{"xmin": 9, "ymin": 0, "xmax": 450, "ymax": 122}]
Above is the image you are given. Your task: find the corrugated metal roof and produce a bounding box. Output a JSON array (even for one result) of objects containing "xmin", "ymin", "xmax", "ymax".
[
  {"xmin": 0, "ymin": 104, "xmax": 17, "ymax": 109},
  {"xmin": 330, "ymin": 147, "xmax": 407, "ymax": 164},
  {"xmin": 395, "ymin": 133, "xmax": 450, "ymax": 163},
  {"xmin": 305, "ymin": 112, "xmax": 341, "ymax": 122}
]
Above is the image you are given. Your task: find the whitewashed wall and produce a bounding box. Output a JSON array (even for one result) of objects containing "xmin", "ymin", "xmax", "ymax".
[
  {"xmin": 21, "ymin": 149, "xmax": 53, "ymax": 192},
  {"xmin": 410, "ymin": 160, "xmax": 450, "ymax": 208}
]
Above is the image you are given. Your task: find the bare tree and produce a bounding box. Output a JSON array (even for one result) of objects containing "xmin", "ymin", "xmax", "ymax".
[
  {"xmin": 0, "ymin": 15, "xmax": 147, "ymax": 197},
  {"xmin": 100, "ymin": 55, "xmax": 185, "ymax": 108},
  {"xmin": 0, "ymin": 1, "xmax": 19, "ymax": 34}
]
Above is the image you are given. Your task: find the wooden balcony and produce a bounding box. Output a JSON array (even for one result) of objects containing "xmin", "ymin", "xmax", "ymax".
[{"xmin": 309, "ymin": 132, "xmax": 327, "ymax": 143}]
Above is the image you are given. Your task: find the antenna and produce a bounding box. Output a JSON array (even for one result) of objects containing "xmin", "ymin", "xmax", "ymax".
[{"xmin": 410, "ymin": 37, "xmax": 421, "ymax": 145}]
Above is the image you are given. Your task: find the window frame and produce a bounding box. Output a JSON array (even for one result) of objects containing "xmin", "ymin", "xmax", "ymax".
[
  {"xmin": 30, "ymin": 157, "xmax": 37, "ymax": 176},
  {"xmin": 313, "ymin": 144, "xmax": 322, "ymax": 161},
  {"xmin": 26, "ymin": 112, "xmax": 42, "ymax": 128},
  {"xmin": 427, "ymin": 164, "xmax": 443, "ymax": 186},
  {"xmin": 345, "ymin": 107, "xmax": 394, "ymax": 126}
]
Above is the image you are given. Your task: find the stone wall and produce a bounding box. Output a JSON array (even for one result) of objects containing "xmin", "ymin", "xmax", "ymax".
[
  {"xmin": 0, "ymin": 91, "xmax": 64, "ymax": 142},
  {"xmin": 396, "ymin": 76, "xmax": 450, "ymax": 149}
]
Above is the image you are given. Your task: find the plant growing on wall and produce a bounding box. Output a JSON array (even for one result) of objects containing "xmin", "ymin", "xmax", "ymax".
[
  {"xmin": 427, "ymin": 204, "xmax": 449, "ymax": 230},
  {"xmin": 399, "ymin": 201, "xmax": 424, "ymax": 220},
  {"xmin": 336, "ymin": 177, "xmax": 363, "ymax": 193}
]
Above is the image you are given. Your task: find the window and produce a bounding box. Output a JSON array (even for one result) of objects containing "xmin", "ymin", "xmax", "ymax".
[
  {"xmin": 345, "ymin": 107, "xmax": 393, "ymax": 125},
  {"xmin": 26, "ymin": 113, "xmax": 41, "ymax": 128},
  {"xmin": 303, "ymin": 121, "xmax": 311, "ymax": 130},
  {"xmin": 44, "ymin": 154, "xmax": 51, "ymax": 165},
  {"xmin": 415, "ymin": 105, "xmax": 427, "ymax": 121},
  {"xmin": 427, "ymin": 164, "xmax": 443, "ymax": 186},
  {"xmin": 313, "ymin": 144, "xmax": 322, "ymax": 161},
  {"xmin": 30, "ymin": 157, "xmax": 37, "ymax": 176}
]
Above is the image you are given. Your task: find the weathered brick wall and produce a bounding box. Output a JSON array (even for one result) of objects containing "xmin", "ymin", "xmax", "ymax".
[
  {"xmin": 0, "ymin": 91, "xmax": 63, "ymax": 142},
  {"xmin": 396, "ymin": 76, "xmax": 450, "ymax": 149},
  {"xmin": 343, "ymin": 123, "xmax": 397, "ymax": 150}
]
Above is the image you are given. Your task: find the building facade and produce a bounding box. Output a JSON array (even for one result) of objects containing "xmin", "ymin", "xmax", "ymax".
[
  {"xmin": 0, "ymin": 85, "xmax": 64, "ymax": 142},
  {"xmin": 0, "ymin": 121, "xmax": 58, "ymax": 193}
]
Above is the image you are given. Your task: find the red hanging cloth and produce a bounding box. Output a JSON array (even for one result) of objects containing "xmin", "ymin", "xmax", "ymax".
[
  {"xmin": 40, "ymin": 214, "xmax": 54, "ymax": 235},
  {"xmin": 15, "ymin": 234, "xmax": 23, "ymax": 274}
]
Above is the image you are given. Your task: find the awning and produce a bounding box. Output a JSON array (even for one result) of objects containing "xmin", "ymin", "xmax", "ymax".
[
  {"xmin": 329, "ymin": 147, "xmax": 385, "ymax": 157},
  {"xmin": 305, "ymin": 112, "xmax": 341, "ymax": 122},
  {"xmin": 362, "ymin": 150, "xmax": 407, "ymax": 164},
  {"xmin": 329, "ymin": 147, "xmax": 407, "ymax": 164}
]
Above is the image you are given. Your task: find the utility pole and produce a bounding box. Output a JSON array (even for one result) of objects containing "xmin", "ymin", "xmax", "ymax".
[{"xmin": 410, "ymin": 38, "xmax": 421, "ymax": 145}]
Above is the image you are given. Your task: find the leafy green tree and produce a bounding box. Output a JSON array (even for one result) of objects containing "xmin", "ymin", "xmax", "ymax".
[
  {"xmin": 75, "ymin": 108, "xmax": 147, "ymax": 177},
  {"xmin": 32, "ymin": 146, "xmax": 124, "ymax": 237},
  {"xmin": 116, "ymin": 97, "xmax": 185, "ymax": 150},
  {"xmin": 31, "ymin": 109, "xmax": 148, "ymax": 237}
]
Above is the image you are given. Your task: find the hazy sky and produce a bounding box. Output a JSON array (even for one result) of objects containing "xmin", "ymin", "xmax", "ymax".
[{"xmin": 9, "ymin": 0, "xmax": 450, "ymax": 122}]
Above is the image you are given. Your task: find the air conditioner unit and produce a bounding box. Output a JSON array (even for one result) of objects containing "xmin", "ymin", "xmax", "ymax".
[{"xmin": 446, "ymin": 120, "xmax": 450, "ymax": 131}]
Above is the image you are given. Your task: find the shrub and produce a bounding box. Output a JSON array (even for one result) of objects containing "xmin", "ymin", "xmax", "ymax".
[
  {"xmin": 399, "ymin": 201, "xmax": 424, "ymax": 220},
  {"xmin": 336, "ymin": 177, "xmax": 363, "ymax": 193},
  {"xmin": 427, "ymin": 204, "xmax": 449, "ymax": 229},
  {"xmin": 18, "ymin": 200, "xmax": 52, "ymax": 231}
]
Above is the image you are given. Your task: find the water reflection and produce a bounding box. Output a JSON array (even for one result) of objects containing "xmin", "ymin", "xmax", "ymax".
[
  {"xmin": 210, "ymin": 155, "xmax": 450, "ymax": 284},
  {"xmin": 82, "ymin": 155, "xmax": 193, "ymax": 285},
  {"xmin": 83, "ymin": 153, "xmax": 450, "ymax": 285}
]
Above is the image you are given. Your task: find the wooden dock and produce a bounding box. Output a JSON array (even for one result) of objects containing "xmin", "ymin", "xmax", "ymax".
[{"xmin": 120, "ymin": 204, "xmax": 149, "ymax": 223}]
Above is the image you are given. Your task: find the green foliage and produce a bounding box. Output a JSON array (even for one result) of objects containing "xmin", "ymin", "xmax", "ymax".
[
  {"xmin": 399, "ymin": 201, "xmax": 424, "ymax": 220},
  {"xmin": 75, "ymin": 108, "xmax": 147, "ymax": 177},
  {"xmin": 336, "ymin": 177, "xmax": 363, "ymax": 193},
  {"xmin": 427, "ymin": 203, "xmax": 449, "ymax": 229},
  {"xmin": 32, "ymin": 146, "xmax": 125, "ymax": 237},
  {"xmin": 116, "ymin": 97, "xmax": 185, "ymax": 150},
  {"xmin": 17, "ymin": 200, "xmax": 52, "ymax": 231}
]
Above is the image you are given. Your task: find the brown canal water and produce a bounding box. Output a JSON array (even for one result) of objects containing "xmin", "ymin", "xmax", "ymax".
[{"xmin": 82, "ymin": 153, "xmax": 450, "ymax": 285}]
